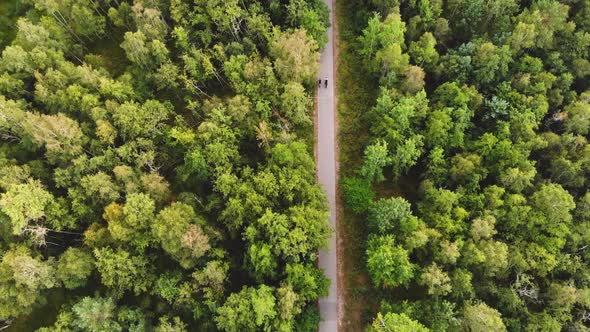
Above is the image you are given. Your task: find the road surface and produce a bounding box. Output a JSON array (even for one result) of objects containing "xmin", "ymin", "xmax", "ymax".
[{"xmin": 317, "ymin": 0, "xmax": 338, "ymax": 330}]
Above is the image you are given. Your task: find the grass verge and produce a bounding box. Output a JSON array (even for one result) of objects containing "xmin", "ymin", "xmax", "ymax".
[{"xmin": 334, "ymin": 0, "xmax": 380, "ymax": 330}]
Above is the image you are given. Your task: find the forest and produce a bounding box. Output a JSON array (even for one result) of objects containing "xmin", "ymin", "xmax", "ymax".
[
  {"xmin": 0, "ymin": 0, "xmax": 332, "ymax": 331},
  {"xmin": 3, "ymin": 0, "xmax": 590, "ymax": 330},
  {"xmin": 339, "ymin": 0, "xmax": 590, "ymax": 330}
]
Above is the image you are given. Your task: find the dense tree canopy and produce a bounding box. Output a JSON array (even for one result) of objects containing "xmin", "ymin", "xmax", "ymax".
[
  {"xmin": 0, "ymin": 0, "xmax": 330, "ymax": 330},
  {"xmin": 344, "ymin": 0, "xmax": 590, "ymax": 330}
]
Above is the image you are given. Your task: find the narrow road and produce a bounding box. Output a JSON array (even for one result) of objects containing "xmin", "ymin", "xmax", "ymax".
[{"xmin": 317, "ymin": 0, "xmax": 338, "ymax": 330}]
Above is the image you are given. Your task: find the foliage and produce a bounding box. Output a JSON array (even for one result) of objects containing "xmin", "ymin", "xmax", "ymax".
[
  {"xmin": 462, "ymin": 302, "xmax": 506, "ymax": 332},
  {"xmin": 56, "ymin": 248, "xmax": 94, "ymax": 289},
  {"xmin": 215, "ymin": 285, "xmax": 277, "ymax": 332},
  {"xmin": 0, "ymin": 0, "xmax": 330, "ymax": 329},
  {"xmin": 93, "ymin": 247, "xmax": 152, "ymax": 296},
  {"xmin": 0, "ymin": 179, "xmax": 53, "ymax": 235},
  {"xmin": 0, "ymin": 246, "xmax": 56, "ymax": 319},
  {"xmin": 341, "ymin": 176, "xmax": 374, "ymax": 213},
  {"xmin": 368, "ymin": 312, "xmax": 429, "ymax": 332},
  {"xmin": 152, "ymin": 202, "xmax": 210, "ymax": 269},
  {"xmin": 348, "ymin": 0, "xmax": 590, "ymax": 329},
  {"xmin": 366, "ymin": 235, "xmax": 414, "ymax": 288},
  {"xmin": 71, "ymin": 297, "xmax": 122, "ymax": 332}
]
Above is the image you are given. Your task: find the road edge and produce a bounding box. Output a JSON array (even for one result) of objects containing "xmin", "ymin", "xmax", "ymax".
[{"xmin": 314, "ymin": 0, "xmax": 340, "ymax": 328}]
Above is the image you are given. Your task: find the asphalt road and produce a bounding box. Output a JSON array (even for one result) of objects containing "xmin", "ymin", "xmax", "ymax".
[{"xmin": 317, "ymin": 0, "xmax": 338, "ymax": 330}]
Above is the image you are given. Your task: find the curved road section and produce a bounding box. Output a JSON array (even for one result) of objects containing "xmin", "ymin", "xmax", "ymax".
[{"xmin": 317, "ymin": 0, "xmax": 338, "ymax": 330}]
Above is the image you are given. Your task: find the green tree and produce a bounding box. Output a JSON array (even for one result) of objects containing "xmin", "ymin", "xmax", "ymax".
[
  {"xmin": 530, "ymin": 183, "xmax": 575, "ymax": 224},
  {"xmin": 275, "ymin": 285, "xmax": 301, "ymax": 331},
  {"xmin": 111, "ymin": 100, "xmax": 170, "ymax": 139},
  {"xmin": 0, "ymin": 246, "xmax": 57, "ymax": 320},
  {"xmin": 409, "ymin": 32, "xmax": 439, "ymax": 67},
  {"xmin": 71, "ymin": 297, "xmax": 121, "ymax": 332},
  {"xmin": 56, "ymin": 248, "xmax": 94, "ymax": 289},
  {"xmin": 359, "ymin": 14, "xmax": 384, "ymax": 66},
  {"xmin": 154, "ymin": 62, "xmax": 181, "ymax": 91},
  {"xmin": 473, "ymin": 42, "xmax": 511, "ymax": 86},
  {"xmin": 462, "ymin": 302, "xmax": 506, "ymax": 332},
  {"xmin": 193, "ymin": 260, "xmax": 230, "ymax": 305},
  {"xmin": 23, "ymin": 113, "xmax": 85, "ymax": 164},
  {"xmin": 285, "ymin": 263, "xmax": 330, "ymax": 302},
  {"xmin": 131, "ymin": 2, "xmax": 168, "ymax": 41},
  {"xmin": 564, "ymin": 101, "xmax": 590, "ymax": 135},
  {"xmin": 369, "ymin": 312, "xmax": 429, "ymax": 332},
  {"xmin": 93, "ymin": 247, "xmax": 152, "ymax": 296},
  {"xmin": 470, "ymin": 215, "xmax": 497, "ymax": 241},
  {"xmin": 155, "ymin": 316, "xmax": 188, "ymax": 332},
  {"xmin": 376, "ymin": 43, "xmax": 409, "ymax": 76},
  {"xmin": 367, "ymin": 235, "xmax": 414, "ymax": 288},
  {"xmin": 246, "ymin": 242, "xmax": 277, "ymax": 281},
  {"xmin": 435, "ymin": 240, "xmax": 461, "ymax": 265},
  {"xmin": 478, "ymin": 240, "xmax": 509, "ymax": 277},
  {"xmin": 34, "ymin": 0, "xmax": 106, "ymax": 39},
  {"xmin": 294, "ymin": 306, "xmax": 321, "ymax": 332},
  {"xmin": 546, "ymin": 282, "xmax": 577, "ymax": 314},
  {"xmin": 424, "ymin": 109, "xmax": 453, "ymax": 148},
  {"xmin": 0, "ymin": 178, "xmax": 54, "ymax": 235},
  {"xmin": 514, "ymin": 1, "xmax": 570, "ymax": 50},
  {"xmin": 244, "ymin": 206, "xmax": 330, "ymax": 266},
  {"xmin": 120, "ymin": 31, "xmax": 150, "ymax": 67},
  {"xmin": 360, "ymin": 140, "xmax": 391, "ymax": 183},
  {"xmin": 368, "ymin": 197, "xmax": 418, "ymax": 235},
  {"xmin": 36, "ymin": 310, "xmax": 75, "ymax": 332},
  {"xmin": 153, "ymin": 202, "xmax": 210, "ymax": 269},
  {"xmin": 270, "ymin": 29, "xmax": 319, "ymax": 84},
  {"xmin": 507, "ymin": 22, "xmax": 537, "ymax": 53},
  {"xmin": 280, "ymin": 82, "xmax": 312, "ymax": 126},
  {"xmin": 12, "ymin": 18, "xmax": 66, "ymax": 52},
  {"xmin": 418, "ymin": 186, "xmax": 463, "ymax": 235},
  {"xmin": 79, "ymin": 172, "xmax": 120, "ymax": 207},
  {"xmin": 105, "ymin": 193, "xmax": 155, "ymax": 250},
  {"xmin": 391, "ymin": 136, "xmax": 424, "ymax": 178},
  {"xmin": 525, "ymin": 312, "xmax": 561, "ymax": 332},
  {"xmin": 215, "ymin": 285, "xmax": 277, "ymax": 332},
  {"xmin": 419, "ymin": 263, "xmax": 452, "ymax": 297},
  {"xmin": 449, "ymin": 153, "xmax": 483, "ymax": 185},
  {"xmin": 498, "ymin": 166, "xmax": 536, "ymax": 193},
  {"xmin": 450, "ymin": 269, "xmax": 474, "ymax": 301}
]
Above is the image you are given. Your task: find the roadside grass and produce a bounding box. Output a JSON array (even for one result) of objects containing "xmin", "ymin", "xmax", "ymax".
[{"xmin": 335, "ymin": 0, "xmax": 381, "ymax": 330}]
